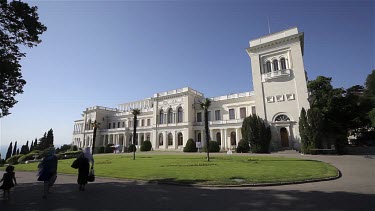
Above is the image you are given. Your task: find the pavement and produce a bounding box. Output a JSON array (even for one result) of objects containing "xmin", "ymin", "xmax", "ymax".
[{"xmin": 0, "ymin": 151, "xmax": 374, "ymax": 211}]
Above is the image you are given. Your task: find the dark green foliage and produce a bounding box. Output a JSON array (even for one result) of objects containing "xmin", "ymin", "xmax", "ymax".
[
  {"xmin": 6, "ymin": 154, "xmax": 23, "ymax": 165},
  {"xmin": 17, "ymin": 152, "xmax": 38, "ymax": 163},
  {"xmin": 369, "ymin": 108, "xmax": 375, "ymax": 128},
  {"xmin": 56, "ymin": 144, "xmax": 71, "ymax": 154},
  {"xmin": 38, "ymin": 132, "xmax": 48, "ymax": 150},
  {"xmin": 200, "ymin": 98, "xmax": 212, "ymax": 161},
  {"xmin": 203, "ymin": 141, "xmax": 220, "ymax": 152},
  {"xmin": 94, "ymin": 146, "xmax": 105, "ymax": 154},
  {"xmin": 71, "ymin": 145, "xmax": 78, "ymax": 151},
  {"xmin": 140, "ymin": 140, "xmax": 152, "ymax": 151},
  {"xmin": 46, "ymin": 129, "xmax": 54, "ymax": 148},
  {"xmin": 12, "ymin": 141, "xmax": 17, "ymax": 156},
  {"xmin": 183, "ymin": 139, "xmax": 198, "ymax": 152},
  {"xmin": 236, "ymin": 139, "xmax": 250, "ymax": 153},
  {"xmin": 16, "ymin": 149, "xmax": 19, "ymax": 155},
  {"xmin": 6, "ymin": 142, "xmax": 12, "ymax": 160},
  {"xmin": 299, "ymin": 108, "xmax": 311, "ymax": 153},
  {"xmin": 365, "ymin": 69, "xmax": 375, "ymax": 97},
  {"xmin": 128, "ymin": 144, "xmax": 136, "ymax": 152},
  {"xmin": 104, "ymin": 144, "xmax": 114, "ymax": 153},
  {"xmin": 32, "ymin": 139, "xmax": 38, "ymax": 150},
  {"xmin": 241, "ymin": 115, "xmax": 271, "ymax": 153},
  {"xmin": 0, "ymin": 0, "xmax": 47, "ymax": 117}
]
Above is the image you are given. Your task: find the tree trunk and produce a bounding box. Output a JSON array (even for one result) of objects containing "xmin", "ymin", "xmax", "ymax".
[
  {"xmin": 133, "ymin": 115, "xmax": 137, "ymax": 160},
  {"xmin": 205, "ymin": 108, "xmax": 210, "ymax": 162}
]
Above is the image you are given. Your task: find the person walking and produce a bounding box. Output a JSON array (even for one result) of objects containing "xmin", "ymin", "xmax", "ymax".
[
  {"xmin": 0, "ymin": 165, "xmax": 17, "ymax": 200},
  {"xmin": 74, "ymin": 147, "xmax": 94, "ymax": 191},
  {"xmin": 37, "ymin": 148, "xmax": 58, "ymax": 199}
]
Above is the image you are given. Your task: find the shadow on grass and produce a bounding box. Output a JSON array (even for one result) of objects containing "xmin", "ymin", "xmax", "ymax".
[{"xmin": 1, "ymin": 180, "xmax": 374, "ymax": 211}]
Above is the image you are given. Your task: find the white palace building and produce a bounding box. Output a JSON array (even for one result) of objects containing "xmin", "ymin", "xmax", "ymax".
[{"xmin": 72, "ymin": 27, "xmax": 310, "ymax": 151}]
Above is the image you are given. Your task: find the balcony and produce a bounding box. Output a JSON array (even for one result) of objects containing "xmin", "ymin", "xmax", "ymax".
[{"xmin": 262, "ymin": 69, "xmax": 291, "ymax": 82}]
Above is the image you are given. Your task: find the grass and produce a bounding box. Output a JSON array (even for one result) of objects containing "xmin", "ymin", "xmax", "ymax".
[{"xmin": 2, "ymin": 153, "xmax": 338, "ymax": 186}]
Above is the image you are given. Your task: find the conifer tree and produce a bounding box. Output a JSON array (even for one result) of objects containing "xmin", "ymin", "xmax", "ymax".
[
  {"xmin": 6, "ymin": 142, "xmax": 13, "ymax": 160},
  {"xmin": 33, "ymin": 138, "xmax": 38, "ymax": 150},
  {"xmin": 16, "ymin": 149, "xmax": 19, "ymax": 155},
  {"xmin": 38, "ymin": 132, "xmax": 48, "ymax": 150},
  {"xmin": 12, "ymin": 141, "xmax": 17, "ymax": 156},
  {"xmin": 26, "ymin": 140, "xmax": 30, "ymax": 154},
  {"xmin": 46, "ymin": 129, "xmax": 54, "ymax": 147}
]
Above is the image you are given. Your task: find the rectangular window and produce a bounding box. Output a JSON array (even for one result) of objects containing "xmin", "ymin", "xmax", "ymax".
[
  {"xmin": 122, "ymin": 122, "xmax": 125, "ymax": 127},
  {"xmin": 252, "ymin": 106, "xmax": 256, "ymax": 115},
  {"xmin": 108, "ymin": 123, "xmax": 111, "ymax": 129},
  {"xmin": 117, "ymin": 122, "xmax": 120, "ymax": 128},
  {"xmin": 136, "ymin": 120, "xmax": 139, "ymax": 127},
  {"xmin": 229, "ymin": 109, "xmax": 235, "ymax": 120},
  {"xmin": 240, "ymin": 107, "xmax": 246, "ymax": 119},
  {"xmin": 141, "ymin": 119, "xmax": 144, "ymax": 126},
  {"xmin": 215, "ymin": 110, "xmax": 221, "ymax": 121},
  {"xmin": 197, "ymin": 112, "xmax": 202, "ymax": 122},
  {"xmin": 147, "ymin": 119, "xmax": 150, "ymax": 126},
  {"xmin": 112, "ymin": 122, "xmax": 115, "ymax": 128},
  {"xmin": 207, "ymin": 111, "xmax": 211, "ymax": 121}
]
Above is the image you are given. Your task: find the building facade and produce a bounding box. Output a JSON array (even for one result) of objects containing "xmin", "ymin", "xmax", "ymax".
[{"xmin": 72, "ymin": 27, "xmax": 310, "ymax": 151}]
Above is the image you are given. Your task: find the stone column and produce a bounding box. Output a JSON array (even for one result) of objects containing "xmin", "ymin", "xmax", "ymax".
[
  {"xmin": 164, "ymin": 131, "xmax": 168, "ymax": 149},
  {"xmin": 236, "ymin": 128, "xmax": 240, "ymax": 146},
  {"xmin": 220, "ymin": 129, "xmax": 225, "ymax": 149},
  {"xmin": 138, "ymin": 133, "xmax": 141, "ymax": 148}
]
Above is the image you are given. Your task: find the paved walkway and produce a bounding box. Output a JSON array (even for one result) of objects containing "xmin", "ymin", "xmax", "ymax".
[{"xmin": 1, "ymin": 152, "xmax": 374, "ymax": 211}]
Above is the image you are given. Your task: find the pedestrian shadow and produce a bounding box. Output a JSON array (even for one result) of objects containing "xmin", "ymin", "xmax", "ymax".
[{"xmin": 1, "ymin": 181, "xmax": 374, "ymax": 211}]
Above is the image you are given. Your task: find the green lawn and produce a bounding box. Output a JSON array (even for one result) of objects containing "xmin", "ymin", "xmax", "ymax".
[{"xmin": 3, "ymin": 154, "xmax": 338, "ymax": 186}]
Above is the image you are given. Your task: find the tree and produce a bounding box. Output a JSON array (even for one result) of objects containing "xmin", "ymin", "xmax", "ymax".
[
  {"xmin": 33, "ymin": 138, "xmax": 38, "ymax": 150},
  {"xmin": 46, "ymin": 128, "xmax": 54, "ymax": 147},
  {"xmin": 131, "ymin": 109, "xmax": 140, "ymax": 160},
  {"xmin": 364, "ymin": 69, "xmax": 375, "ymax": 97},
  {"xmin": 0, "ymin": 0, "xmax": 47, "ymax": 117},
  {"xmin": 91, "ymin": 121, "xmax": 100, "ymax": 156},
  {"xmin": 5, "ymin": 142, "xmax": 12, "ymax": 160},
  {"xmin": 12, "ymin": 141, "xmax": 17, "ymax": 156},
  {"xmin": 299, "ymin": 108, "xmax": 311, "ymax": 153},
  {"xmin": 241, "ymin": 115, "xmax": 271, "ymax": 153},
  {"xmin": 16, "ymin": 148, "xmax": 19, "ymax": 155},
  {"xmin": 200, "ymin": 98, "xmax": 211, "ymax": 161},
  {"xmin": 38, "ymin": 132, "xmax": 47, "ymax": 150}
]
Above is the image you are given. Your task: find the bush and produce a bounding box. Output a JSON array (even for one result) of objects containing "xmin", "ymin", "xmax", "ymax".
[
  {"xmin": 56, "ymin": 144, "xmax": 72, "ymax": 154},
  {"xmin": 58, "ymin": 151, "xmax": 82, "ymax": 160},
  {"xmin": 203, "ymin": 141, "xmax": 220, "ymax": 152},
  {"xmin": 71, "ymin": 145, "xmax": 78, "ymax": 151},
  {"xmin": 104, "ymin": 144, "xmax": 114, "ymax": 153},
  {"xmin": 94, "ymin": 146, "xmax": 105, "ymax": 154},
  {"xmin": 128, "ymin": 144, "xmax": 136, "ymax": 152},
  {"xmin": 236, "ymin": 139, "xmax": 250, "ymax": 153},
  {"xmin": 140, "ymin": 140, "xmax": 152, "ymax": 151},
  {"xmin": 183, "ymin": 139, "xmax": 197, "ymax": 152},
  {"xmin": 6, "ymin": 154, "xmax": 23, "ymax": 165},
  {"xmin": 17, "ymin": 153, "xmax": 39, "ymax": 163}
]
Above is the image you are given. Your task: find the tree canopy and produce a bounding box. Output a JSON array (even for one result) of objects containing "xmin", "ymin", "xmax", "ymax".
[{"xmin": 0, "ymin": 0, "xmax": 47, "ymax": 117}]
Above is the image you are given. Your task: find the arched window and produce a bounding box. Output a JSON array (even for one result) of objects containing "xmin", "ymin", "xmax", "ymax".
[
  {"xmin": 280, "ymin": 58, "xmax": 287, "ymax": 70},
  {"xmin": 273, "ymin": 60, "xmax": 279, "ymax": 71},
  {"xmin": 159, "ymin": 133, "xmax": 163, "ymax": 146},
  {"xmin": 177, "ymin": 107, "xmax": 183, "ymax": 123},
  {"xmin": 168, "ymin": 133, "xmax": 173, "ymax": 146},
  {"xmin": 168, "ymin": 108, "xmax": 173, "ymax": 123},
  {"xmin": 230, "ymin": 131, "xmax": 236, "ymax": 146},
  {"xmin": 146, "ymin": 134, "xmax": 150, "ymax": 141},
  {"xmin": 159, "ymin": 110, "xmax": 164, "ymax": 124},
  {"xmin": 216, "ymin": 132, "xmax": 221, "ymax": 146},
  {"xmin": 275, "ymin": 114, "xmax": 290, "ymax": 122},
  {"xmin": 266, "ymin": 61, "xmax": 271, "ymax": 73},
  {"xmin": 178, "ymin": 133, "xmax": 183, "ymax": 146}
]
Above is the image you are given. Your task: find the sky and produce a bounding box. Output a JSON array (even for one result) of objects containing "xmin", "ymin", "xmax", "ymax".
[{"xmin": 0, "ymin": 0, "xmax": 374, "ymax": 156}]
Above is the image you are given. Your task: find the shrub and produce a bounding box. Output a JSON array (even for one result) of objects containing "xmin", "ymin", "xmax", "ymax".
[
  {"xmin": 17, "ymin": 153, "xmax": 39, "ymax": 163},
  {"xmin": 128, "ymin": 144, "xmax": 136, "ymax": 152},
  {"xmin": 203, "ymin": 141, "xmax": 220, "ymax": 152},
  {"xmin": 236, "ymin": 139, "xmax": 250, "ymax": 153},
  {"xmin": 94, "ymin": 146, "xmax": 105, "ymax": 154},
  {"xmin": 6, "ymin": 154, "xmax": 23, "ymax": 165},
  {"xmin": 242, "ymin": 115, "xmax": 271, "ymax": 153},
  {"xmin": 104, "ymin": 144, "xmax": 114, "ymax": 153},
  {"xmin": 71, "ymin": 145, "xmax": 78, "ymax": 151},
  {"xmin": 140, "ymin": 140, "xmax": 152, "ymax": 151},
  {"xmin": 183, "ymin": 139, "xmax": 197, "ymax": 152}
]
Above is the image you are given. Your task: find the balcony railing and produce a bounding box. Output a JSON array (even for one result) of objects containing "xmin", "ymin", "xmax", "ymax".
[{"xmin": 262, "ymin": 69, "xmax": 291, "ymax": 82}]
